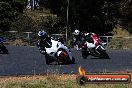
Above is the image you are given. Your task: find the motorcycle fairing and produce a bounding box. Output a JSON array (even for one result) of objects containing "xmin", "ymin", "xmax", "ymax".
[
  {"xmin": 86, "ymin": 42, "xmax": 95, "ymax": 48},
  {"xmin": 45, "ymin": 39, "xmax": 58, "ymax": 57},
  {"xmin": 45, "ymin": 39, "xmax": 73, "ymax": 61},
  {"xmin": 58, "ymin": 44, "xmax": 73, "ymax": 61}
]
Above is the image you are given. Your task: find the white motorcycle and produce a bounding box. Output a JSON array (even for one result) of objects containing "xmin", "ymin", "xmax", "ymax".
[
  {"xmin": 39, "ymin": 38, "xmax": 75, "ymax": 65},
  {"xmin": 81, "ymin": 35, "xmax": 109, "ymax": 59}
]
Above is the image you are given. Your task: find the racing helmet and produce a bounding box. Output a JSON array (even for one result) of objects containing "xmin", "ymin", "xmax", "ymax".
[
  {"xmin": 38, "ymin": 30, "xmax": 46, "ymax": 36},
  {"xmin": 73, "ymin": 29, "xmax": 80, "ymax": 36},
  {"xmin": 38, "ymin": 30, "xmax": 47, "ymax": 39}
]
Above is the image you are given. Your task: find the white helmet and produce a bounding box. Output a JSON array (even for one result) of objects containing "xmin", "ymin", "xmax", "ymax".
[
  {"xmin": 38, "ymin": 30, "xmax": 46, "ymax": 37},
  {"xmin": 73, "ymin": 29, "xmax": 80, "ymax": 35}
]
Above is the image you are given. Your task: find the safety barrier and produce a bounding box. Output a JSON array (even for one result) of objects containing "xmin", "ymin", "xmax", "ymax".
[{"xmin": 99, "ymin": 36, "xmax": 112, "ymax": 47}]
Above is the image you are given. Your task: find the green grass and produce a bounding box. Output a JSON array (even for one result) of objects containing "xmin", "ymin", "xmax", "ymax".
[{"xmin": 1, "ymin": 80, "xmax": 131, "ymax": 88}]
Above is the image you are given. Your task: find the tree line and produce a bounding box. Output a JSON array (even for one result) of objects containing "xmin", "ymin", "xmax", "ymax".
[
  {"xmin": 0, "ymin": 0, "xmax": 132, "ymax": 35},
  {"xmin": 0, "ymin": 0, "xmax": 26, "ymax": 32}
]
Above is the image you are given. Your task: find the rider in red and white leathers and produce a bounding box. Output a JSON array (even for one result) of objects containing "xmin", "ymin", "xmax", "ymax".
[{"xmin": 83, "ymin": 32, "xmax": 100, "ymax": 48}]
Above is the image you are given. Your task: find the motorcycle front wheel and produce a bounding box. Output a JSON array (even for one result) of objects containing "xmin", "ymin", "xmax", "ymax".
[
  {"xmin": 81, "ymin": 48, "xmax": 88, "ymax": 59},
  {"xmin": 96, "ymin": 46, "xmax": 109, "ymax": 59},
  {"xmin": 45, "ymin": 54, "xmax": 54, "ymax": 65}
]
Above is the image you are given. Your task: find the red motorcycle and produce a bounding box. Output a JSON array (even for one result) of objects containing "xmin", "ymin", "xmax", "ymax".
[{"xmin": 81, "ymin": 33, "xmax": 109, "ymax": 59}]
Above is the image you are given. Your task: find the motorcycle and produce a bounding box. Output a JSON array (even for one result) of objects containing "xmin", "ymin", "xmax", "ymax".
[
  {"xmin": 81, "ymin": 35, "xmax": 109, "ymax": 59},
  {"xmin": 0, "ymin": 37, "xmax": 8, "ymax": 54},
  {"xmin": 38, "ymin": 38, "xmax": 75, "ymax": 65}
]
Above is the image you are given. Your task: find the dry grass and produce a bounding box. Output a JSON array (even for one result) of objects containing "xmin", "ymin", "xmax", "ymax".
[
  {"xmin": 0, "ymin": 73, "xmax": 131, "ymax": 88},
  {"xmin": 5, "ymin": 39, "xmax": 29, "ymax": 46},
  {"xmin": 111, "ymin": 25, "xmax": 130, "ymax": 37},
  {"xmin": 108, "ymin": 37, "xmax": 132, "ymax": 49},
  {"xmin": 109, "ymin": 25, "xmax": 132, "ymax": 49},
  {"xmin": 0, "ymin": 74, "xmax": 77, "ymax": 83}
]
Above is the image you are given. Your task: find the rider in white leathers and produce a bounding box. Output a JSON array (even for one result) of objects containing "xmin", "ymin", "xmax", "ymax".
[{"xmin": 84, "ymin": 32, "xmax": 104, "ymax": 48}]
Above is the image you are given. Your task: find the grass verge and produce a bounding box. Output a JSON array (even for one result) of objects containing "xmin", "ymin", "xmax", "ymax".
[{"xmin": 0, "ymin": 73, "xmax": 131, "ymax": 88}]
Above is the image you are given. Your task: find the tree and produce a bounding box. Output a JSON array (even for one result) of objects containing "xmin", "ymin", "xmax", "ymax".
[
  {"xmin": 11, "ymin": 14, "xmax": 37, "ymax": 32},
  {"xmin": 38, "ymin": 0, "xmax": 132, "ymax": 35},
  {"xmin": 38, "ymin": 16, "xmax": 64, "ymax": 34},
  {"xmin": 0, "ymin": 0, "xmax": 27, "ymax": 32},
  {"xmin": 118, "ymin": 0, "xmax": 132, "ymax": 33}
]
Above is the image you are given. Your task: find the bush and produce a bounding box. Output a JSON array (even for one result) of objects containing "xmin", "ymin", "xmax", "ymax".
[
  {"xmin": 109, "ymin": 25, "xmax": 132, "ymax": 49},
  {"xmin": 109, "ymin": 37, "xmax": 132, "ymax": 49},
  {"xmin": 111, "ymin": 25, "xmax": 130, "ymax": 37}
]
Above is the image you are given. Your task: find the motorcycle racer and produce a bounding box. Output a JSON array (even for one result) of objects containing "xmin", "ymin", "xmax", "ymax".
[
  {"xmin": 72, "ymin": 29, "xmax": 82, "ymax": 45},
  {"xmin": 37, "ymin": 30, "xmax": 51, "ymax": 53},
  {"xmin": 37, "ymin": 31, "xmax": 75, "ymax": 65},
  {"xmin": 72, "ymin": 29, "xmax": 84, "ymax": 50},
  {"xmin": 83, "ymin": 32, "xmax": 99, "ymax": 48},
  {"xmin": 81, "ymin": 32, "xmax": 109, "ymax": 59}
]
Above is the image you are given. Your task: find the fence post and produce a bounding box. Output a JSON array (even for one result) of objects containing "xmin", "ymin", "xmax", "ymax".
[
  {"xmin": 99, "ymin": 36, "xmax": 112, "ymax": 48},
  {"xmin": 106, "ymin": 36, "xmax": 109, "ymax": 47},
  {"xmin": 23, "ymin": 32, "xmax": 33, "ymax": 46}
]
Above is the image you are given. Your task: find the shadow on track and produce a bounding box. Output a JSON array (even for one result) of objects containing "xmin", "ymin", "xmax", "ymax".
[
  {"xmin": 46, "ymin": 62, "xmax": 77, "ymax": 65},
  {"xmin": 89, "ymin": 57, "xmax": 111, "ymax": 59}
]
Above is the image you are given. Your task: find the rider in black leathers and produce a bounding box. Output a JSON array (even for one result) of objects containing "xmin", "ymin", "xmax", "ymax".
[
  {"xmin": 37, "ymin": 30, "xmax": 51, "ymax": 53},
  {"xmin": 72, "ymin": 29, "xmax": 83, "ymax": 46}
]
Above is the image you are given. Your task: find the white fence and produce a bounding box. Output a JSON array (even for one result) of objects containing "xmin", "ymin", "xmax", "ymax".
[
  {"xmin": 4, "ymin": 31, "xmax": 114, "ymax": 46},
  {"xmin": 99, "ymin": 36, "xmax": 112, "ymax": 47}
]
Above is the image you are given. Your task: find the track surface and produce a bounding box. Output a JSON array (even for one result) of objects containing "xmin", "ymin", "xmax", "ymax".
[{"xmin": 0, "ymin": 46, "xmax": 132, "ymax": 75}]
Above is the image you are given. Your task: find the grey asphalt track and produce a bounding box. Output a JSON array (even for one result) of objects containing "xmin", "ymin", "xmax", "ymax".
[{"xmin": 0, "ymin": 45, "xmax": 132, "ymax": 76}]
